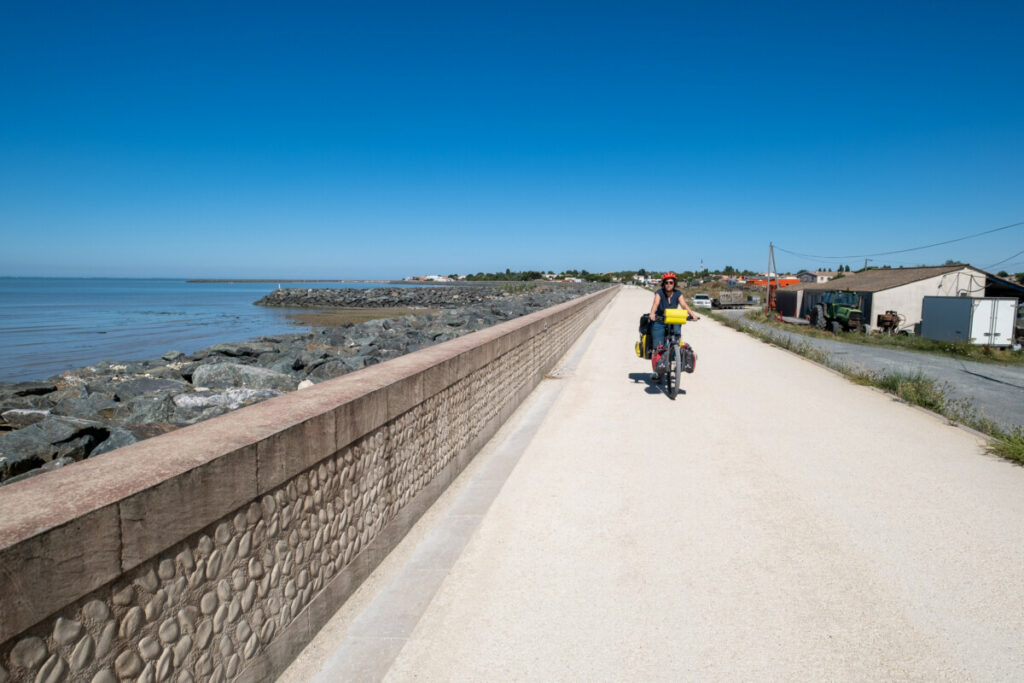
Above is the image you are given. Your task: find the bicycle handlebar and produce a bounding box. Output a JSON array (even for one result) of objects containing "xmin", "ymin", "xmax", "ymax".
[{"xmin": 653, "ymin": 315, "xmax": 699, "ymax": 322}]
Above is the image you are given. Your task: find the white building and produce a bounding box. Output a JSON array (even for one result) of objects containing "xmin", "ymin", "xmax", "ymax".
[
  {"xmin": 797, "ymin": 270, "xmax": 839, "ymax": 284},
  {"xmin": 776, "ymin": 265, "xmax": 994, "ymax": 332}
]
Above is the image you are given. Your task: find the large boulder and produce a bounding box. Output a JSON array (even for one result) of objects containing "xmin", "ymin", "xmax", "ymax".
[
  {"xmin": 206, "ymin": 341, "xmax": 279, "ymax": 357},
  {"xmin": 1, "ymin": 408, "xmax": 50, "ymax": 428},
  {"xmin": 191, "ymin": 363, "xmax": 299, "ymax": 392},
  {"xmin": 90, "ymin": 427, "xmax": 141, "ymax": 457},
  {"xmin": 264, "ymin": 356, "xmax": 303, "ymax": 374},
  {"xmin": 0, "ymin": 380, "xmax": 57, "ymax": 398},
  {"xmin": 0, "ymin": 428, "xmax": 52, "ymax": 481},
  {"xmin": 113, "ymin": 377, "xmax": 191, "ymax": 401},
  {"xmin": 172, "ymin": 388, "xmax": 281, "ymax": 412},
  {"xmin": 116, "ymin": 394, "xmax": 176, "ymax": 424},
  {"xmin": 0, "ymin": 415, "xmax": 109, "ymax": 482},
  {"xmin": 51, "ymin": 393, "xmax": 119, "ymax": 421},
  {"xmin": 306, "ymin": 361, "xmax": 351, "ymax": 381}
]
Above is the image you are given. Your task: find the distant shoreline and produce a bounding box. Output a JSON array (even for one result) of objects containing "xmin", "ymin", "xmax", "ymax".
[
  {"xmin": 186, "ymin": 278, "xmax": 407, "ymax": 284},
  {"xmin": 186, "ymin": 279, "xmax": 526, "ymax": 286}
]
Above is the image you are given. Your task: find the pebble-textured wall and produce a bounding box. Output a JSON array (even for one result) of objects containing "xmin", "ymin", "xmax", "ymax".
[{"xmin": 0, "ymin": 291, "xmax": 608, "ymax": 682}]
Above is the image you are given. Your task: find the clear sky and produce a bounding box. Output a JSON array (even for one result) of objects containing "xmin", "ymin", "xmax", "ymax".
[{"xmin": 2, "ymin": 1, "xmax": 1022, "ymax": 278}]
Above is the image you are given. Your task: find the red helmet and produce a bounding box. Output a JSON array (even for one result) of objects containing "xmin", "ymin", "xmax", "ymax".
[{"xmin": 660, "ymin": 271, "xmax": 678, "ymax": 283}]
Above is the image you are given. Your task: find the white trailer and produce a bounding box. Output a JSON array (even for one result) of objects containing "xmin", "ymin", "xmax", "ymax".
[{"xmin": 920, "ymin": 296, "xmax": 1019, "ymax": 347}]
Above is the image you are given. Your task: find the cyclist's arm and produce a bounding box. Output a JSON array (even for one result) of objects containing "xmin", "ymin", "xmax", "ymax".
[
  {"xmin": 679, "ymin": 296, "xmax": 700, "ymax": 320},
  {"xmin": 650, "ymin": 293, "xmax": 661, "ymax": 321}
]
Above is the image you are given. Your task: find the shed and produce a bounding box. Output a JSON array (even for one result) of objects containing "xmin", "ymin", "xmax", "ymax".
[{"xmin": 775, "ymin": 265, "xmax": 990, "ymax": 332}]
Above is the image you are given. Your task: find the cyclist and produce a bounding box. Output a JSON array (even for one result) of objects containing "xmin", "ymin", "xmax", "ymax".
[{"xmin": 650, "ymin": 272, "xmax": 699, "ymax": 378}]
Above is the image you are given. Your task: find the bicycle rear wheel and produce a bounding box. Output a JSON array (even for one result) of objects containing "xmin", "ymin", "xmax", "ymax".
[{"xmin": 668, "ymin": 346, "xmax": 681, "ymax": 399}]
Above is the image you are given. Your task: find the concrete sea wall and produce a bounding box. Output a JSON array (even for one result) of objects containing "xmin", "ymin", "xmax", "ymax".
[{"xmin": 0, "ymin": 286, "xmax": 618, "ymax": 682}]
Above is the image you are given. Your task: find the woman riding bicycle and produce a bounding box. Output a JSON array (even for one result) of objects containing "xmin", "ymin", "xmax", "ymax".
[{"xmin": 650, "ymin": 272, "xmax": 699, "ymax": 377}]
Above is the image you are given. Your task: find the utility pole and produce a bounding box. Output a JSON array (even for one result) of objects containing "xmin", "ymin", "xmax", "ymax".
[{"xmin": 766, "ymin": 242, "xmax": 778, "ymax": 314}]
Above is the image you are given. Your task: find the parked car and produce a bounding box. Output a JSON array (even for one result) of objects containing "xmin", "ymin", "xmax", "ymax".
[{"xmin": 693, "ymin": 294, "xmax": 712, "ymax": 309}]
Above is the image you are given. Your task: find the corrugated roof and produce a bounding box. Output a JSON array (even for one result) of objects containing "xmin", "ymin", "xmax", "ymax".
[{"xmin": 792, "ymin": 265, "xmax": 975, "ymax": 293}]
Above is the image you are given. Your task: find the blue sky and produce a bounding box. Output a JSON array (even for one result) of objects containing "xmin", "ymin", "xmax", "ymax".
[{"xmin": 1, "ymin": 1, "xmax": 1022, "ymax": 278}]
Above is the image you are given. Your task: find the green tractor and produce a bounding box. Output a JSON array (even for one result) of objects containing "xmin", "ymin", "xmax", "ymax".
[{"xmin": 810, "ymin": 290, "xmax": 864, "ymax": 333}]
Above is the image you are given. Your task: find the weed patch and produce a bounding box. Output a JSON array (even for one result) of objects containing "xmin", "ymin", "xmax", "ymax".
[
  {"xmin": 987, "ymin": 429, "xmax": 1024, "ymax": 464},
  {"xmin": 868, "ymin": 372, "xmax": 947, "ymax": 412}
]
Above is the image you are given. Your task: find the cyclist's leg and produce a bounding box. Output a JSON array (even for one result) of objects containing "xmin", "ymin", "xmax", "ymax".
[
  {"xmin": 652, "ymin": 321, "xmax": 666, "ymax": 349},
  {"xmin": 651, "ymin": 322, "xmax": 666, "ymax": 378}
]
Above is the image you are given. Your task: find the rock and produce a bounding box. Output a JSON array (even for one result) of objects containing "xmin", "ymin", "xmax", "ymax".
[
  {"xmin": 51, "ymin": 394, "xmax": 119, "ymax": 421},
  {"xmin": 138, "ymin": 365, "xmax": 186, "ymax": 381},
  {"xmin": 172, "ymin": 388, "xmax": 282, "ymax": 412},
  {"xmin": 265, "ymin": 357, "xmax": 302, "ymax": 374},
  {"xmin": 0, "ymin": 393, "xmax": 52, "ymax": 413},
  {"xmin": 47, "ymin": 382, "xmax": 90, "ymax": 403},
  {"xmin": 113, "ymin": 378, "xmax": 191, "ymax": 401},
  {"xmin": 1, "ymin": 455, "xmax": 75, "ymax": 485},
  {"xmin": 306, "ymin": 361, "xmax": 349, "ymax": 381},
  {"xmin": 118, "ymin": 361, "xmax": 155, "ymax": 375},
  {"xmin": 1, "ymin": 408, "xmax": 50, "ymax": 428},
  {"xmin": 0, "ymin": 282, "xmax": 609, "ymax": 481},
  {"xmin": 9, "ymin": 636, "xmax": 47, "ymax": 669},
  {"xmin": 0, "ymin": 427, "xmax": 54, "ymax": 481},
  {"xmin": 116, "ymin": 394, "xmax": 175, "ymax": 424},
  {"xmin": 191, "ymin": 363, "xmax": 299, "ymax": 392},
  {"xmin": 206, "ymin": 343, "xmax": 256, "ymax": 357},
  {"xmin": 37, "ymin": 415, "xmax": 106, "ymax": 443},
  {"xmin": 90, "ymin": 428, "xmax": 141, "ymax": 457},
  {"xmin": 0, "ymin": 380, "xmax": 57, "ymax": 398},
  {"xmin": 297, "ymin": 380, "xmax": 314, "ymax": 390}
]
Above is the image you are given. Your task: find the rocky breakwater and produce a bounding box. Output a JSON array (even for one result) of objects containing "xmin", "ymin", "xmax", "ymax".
[
  {"xmin": 0, "ymin": 283, "xmax": 609, "ymax": 486},
  {"xmin": 254, "ymin": 283, "xmax": 517, "ymax": 308}
]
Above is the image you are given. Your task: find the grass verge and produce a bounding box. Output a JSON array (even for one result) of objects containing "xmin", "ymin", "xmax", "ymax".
[{"xmin": 706, "ymin": 308, "xmax": 1024, "ymax": 466}]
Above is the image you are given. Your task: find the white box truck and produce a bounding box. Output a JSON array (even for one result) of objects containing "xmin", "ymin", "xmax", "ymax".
[{"xmin": 920, "ymin": 296, "xmax": 1019, "ymax": 346}]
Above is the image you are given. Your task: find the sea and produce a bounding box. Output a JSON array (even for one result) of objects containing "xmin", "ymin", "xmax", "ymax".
[{"xmin": 0, "ymin": 278, "xmax": 427, "ymax": 382}]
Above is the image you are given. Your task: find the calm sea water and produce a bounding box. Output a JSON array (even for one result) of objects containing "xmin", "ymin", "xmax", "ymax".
[{"xmin": 0, "ymin": 278, "xmax": 423, "ymax": 382}]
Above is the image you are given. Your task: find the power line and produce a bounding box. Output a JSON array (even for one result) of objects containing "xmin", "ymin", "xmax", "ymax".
[
  {"xmin": 985, "ymin": 248, "xmax": 1024, "ymax": 269},
  {"xmin": 775, "ymin": 220, "xmax": 1024, "ymax": 260}
]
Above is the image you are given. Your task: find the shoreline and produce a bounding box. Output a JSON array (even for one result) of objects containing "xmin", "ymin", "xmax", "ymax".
[
  {"xmin": 186, "ymin": 278, "xmax": 410, "ymax": 283},
  {"xmin": 0, "ymin": 283, "xmax": 611, "ymax": 486}
]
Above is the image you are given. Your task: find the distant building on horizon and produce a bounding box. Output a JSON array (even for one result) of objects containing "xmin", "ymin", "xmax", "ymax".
[{"xmin": 797, "ymin": 270, "xmax": 839, "ymax": 284}]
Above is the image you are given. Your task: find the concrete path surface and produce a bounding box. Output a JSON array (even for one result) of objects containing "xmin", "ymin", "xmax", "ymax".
[{"xmin": 282, "ymin": 286, "xmax": 1024, "ymax": 681}]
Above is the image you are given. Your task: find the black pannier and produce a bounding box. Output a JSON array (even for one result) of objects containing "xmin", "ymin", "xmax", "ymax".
[
  {"xmin": 681, "ymin": 343, "xmax": 697, "ymax": 373},
  {"xmin": 635, "ymin": 314, "xmax": 653, "ymax": 359},
  {"xmin": 638, "ymin": 313, "xmax": 651, "ymax": 334}
]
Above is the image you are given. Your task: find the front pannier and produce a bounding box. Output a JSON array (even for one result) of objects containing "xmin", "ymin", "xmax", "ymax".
[
  {"xmin": 681, "ymin": 342, "xmax": 697, "ymax": 373},
  {"xmin": 636, "ymin": 314, "xmax": 653, "ymax": 359}
]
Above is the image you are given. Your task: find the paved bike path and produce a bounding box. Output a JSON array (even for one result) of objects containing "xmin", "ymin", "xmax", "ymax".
[{"xmin": 284, "ymin": 286, "xmax": 1024, "ymax": 681}]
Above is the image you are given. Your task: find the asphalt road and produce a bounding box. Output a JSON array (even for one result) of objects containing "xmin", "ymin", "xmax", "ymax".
[
  {"xmin": 717, "ymin": 308, "xmax": 1024, "ymax": 432},
  {"xmin": 283, "ymin": 286, "xmax": 1024, "ymax": 681}
]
